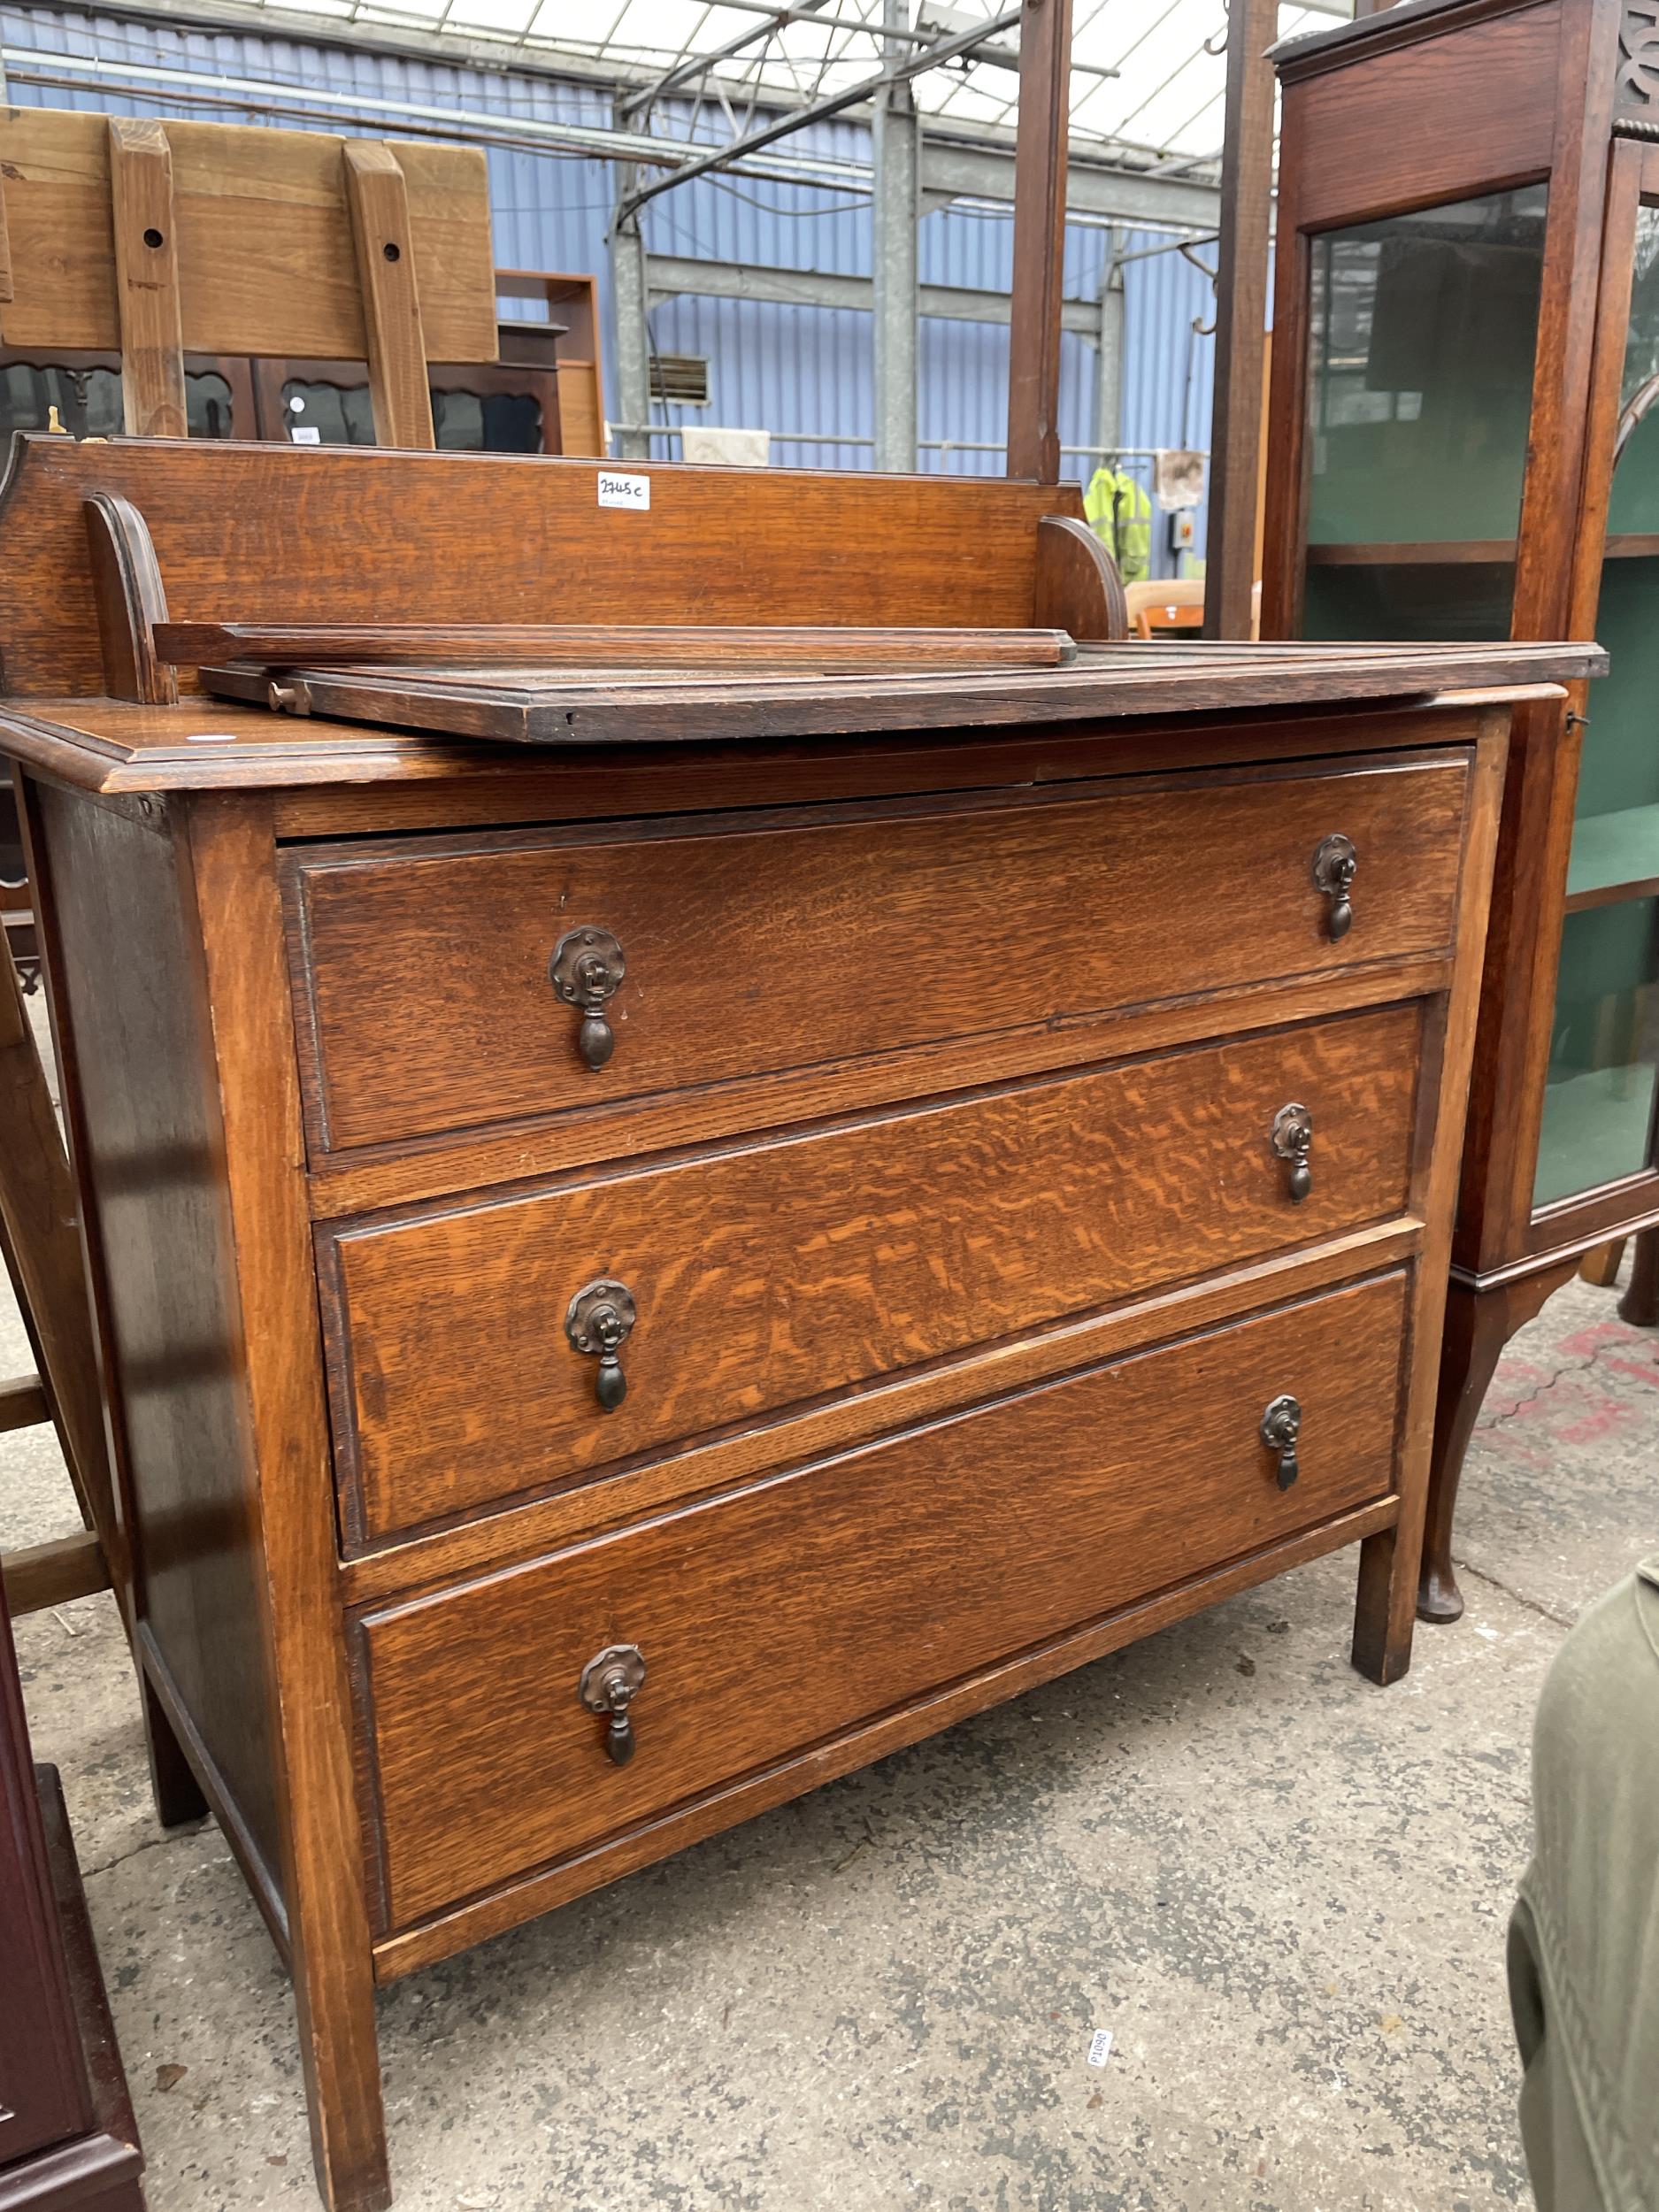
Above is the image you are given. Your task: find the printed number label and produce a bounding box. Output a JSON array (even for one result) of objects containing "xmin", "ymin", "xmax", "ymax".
[{"xmin": 597, "ymin": 471, "xmax": 651, "ymax": 511}]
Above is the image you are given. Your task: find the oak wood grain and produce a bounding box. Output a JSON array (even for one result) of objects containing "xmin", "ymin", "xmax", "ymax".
[
  {"xmin": 0, "ymin": 436, "xmax": 1087, "ymax": 699},
  {"xmin": 326, "ymin": 1005, "xmax": 1425, "ymax": 1544},
  {"xmin": 357, "ymin": 1270, "xmax": 1408, "ymax": 1930},
  {"xmin": 107, "ymin": 120, "xmax": 187, "ymax": 441},
  {"xmin": 184, "ymin": 795, "xmax": 389, "ymax": 2212},
  {"xmin": 342, "ymin": 142, "xmax": 436, "ymax": 451},
  {"xmin": 1031, "ymin": 514, "xmax": 1127, "ymax": 640},
  {"xmin": 27, "ymin": 780, "xmax": 280, "ymax": 1870},
  {"xmin": 341, "ymin": 1222, "xmax": 1424, "ymax": 1608},
  {"xmin": 286, "ymin": 753, "xmax": 1468, "ymax": 1158},
  {"xmin": 371, "ymin": 1489, "xmax": 1402, "ymax": 1978},
  {"xmin": 305, "ymin": 956, "xmax": 1452, "ymax": 1226}
]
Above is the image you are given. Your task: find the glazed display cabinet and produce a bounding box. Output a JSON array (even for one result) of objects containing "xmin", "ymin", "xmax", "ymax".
[{"xmin": 1263, "ymin": 0, "xmax": 1659, "ymax": 1619}]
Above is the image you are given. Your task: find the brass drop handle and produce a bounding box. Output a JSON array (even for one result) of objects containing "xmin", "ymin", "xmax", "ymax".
[
  {"xmin": 565, "ymin": 1279, "xmax": 636, "ymax": 1411},
  {"xmin": 1260, "ymin": 1394, "xmax": 1302, "ymax": 1491},
  {"xmin": 579, "ymin": 1643, "xmax": 647, "ymax": 1767},
  {"xmin": 550, "ymin": 926, "xmax": 626, "ymax": 1070},
  {"xmin": 1311, "ymin": 833, "xmax": 1356, "ymax": 940},
  {"xmin": 1271, "ymin": 1102, "xmax": 1313, "ymax": 1202}
]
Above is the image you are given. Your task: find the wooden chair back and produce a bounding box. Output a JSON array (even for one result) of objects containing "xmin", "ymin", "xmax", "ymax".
[
  {"xmin": 0, "ymin": 107, "xmax": 497, "ymax": 447},
  {"xmin": 1126, "ymin": 578, "xmax": 1262, "ymax": 640}
]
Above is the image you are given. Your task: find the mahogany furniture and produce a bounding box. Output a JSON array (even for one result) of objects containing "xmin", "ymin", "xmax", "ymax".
[
  {"xmin": 0, "ymin": 428, "xmax": 1599, "ymax": 2209},
  {"xmin": 1263, "ymin": 0, "xmax": 1659, "ymax": 1618},
  {"xmin": 0, "ymin": 1586, "xmax": 145, "ymax": 2212}
]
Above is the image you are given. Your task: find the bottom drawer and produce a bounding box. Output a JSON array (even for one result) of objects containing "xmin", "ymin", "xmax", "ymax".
[{"xmin": 357, "ymin": 1270, "xmax": 1408, "ymax": 1930}]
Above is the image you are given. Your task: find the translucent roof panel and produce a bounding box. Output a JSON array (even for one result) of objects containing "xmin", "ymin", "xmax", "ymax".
[{"xmin": 259, "ymin": 0, "xmax": 1348, "ymax": 165}]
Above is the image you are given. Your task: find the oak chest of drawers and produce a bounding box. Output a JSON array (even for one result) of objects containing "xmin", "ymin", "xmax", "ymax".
[{"xmin": 0, "ymin": 437, "xmax": 1601, "ymax": 2211}]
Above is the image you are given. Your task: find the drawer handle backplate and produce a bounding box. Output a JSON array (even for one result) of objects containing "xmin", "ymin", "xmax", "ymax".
[
  {"xmin": 1311, "ymin": 833, "xmax": 1357, "ymax": 940},
  {"xmin": 1271, "ymin": 1102, "xmax": 1313, "ymax": 1202},
  {"xmin": 550, "ymin": 926, "xmax": 626, "ymax": 1070},
  {"xmin": 579, "ymin": 1643, "xmax": 647, "ymax": 1766},
  {"xmin": 565, "ymin": 1278, "xmax": 636, "ymax": 1411},
  {"xmin": 1260, "ymin": 1394, "xmax": 1302, "ymax": 1491}
]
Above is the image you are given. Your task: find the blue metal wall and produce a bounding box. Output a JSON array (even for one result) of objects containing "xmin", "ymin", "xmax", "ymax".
[{"xmin": 0, "ymin": 5, "xmax": 1214, "ymax": 563}]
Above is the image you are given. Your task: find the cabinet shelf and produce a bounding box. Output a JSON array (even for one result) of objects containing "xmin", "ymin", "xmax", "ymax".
[
  {"xmin": 1565, "ymin": 803, "xmax": 1659, "ymax": 910},
  {"xmin": 1306, "ymin": 534, "xmax": 1659, "ymax": 565}
]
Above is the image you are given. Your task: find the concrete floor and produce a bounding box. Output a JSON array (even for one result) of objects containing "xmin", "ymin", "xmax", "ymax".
[{"xmin": 4, "ymin": 1065, "xmax": 1655, "ymax": 2208}]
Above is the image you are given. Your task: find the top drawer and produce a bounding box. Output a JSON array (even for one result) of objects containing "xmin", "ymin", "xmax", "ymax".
[{"xmin": 284, "ymin": 751, "xmax": 1470, "ymax": 1157}]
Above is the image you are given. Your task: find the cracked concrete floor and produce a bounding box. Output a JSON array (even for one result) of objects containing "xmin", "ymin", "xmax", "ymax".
[{"xmin": 4, "ymin": 1153, "xmax": 1656, "ymax": 2208}]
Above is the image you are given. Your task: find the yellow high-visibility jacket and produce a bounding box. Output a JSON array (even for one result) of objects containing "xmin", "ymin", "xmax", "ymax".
[{"xmin": 1084, "ymin": 466, "xmax": 1152, "ymax": 583}]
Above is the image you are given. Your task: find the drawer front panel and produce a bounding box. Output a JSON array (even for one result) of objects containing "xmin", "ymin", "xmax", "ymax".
[
  {"xmin": 289, "ymin": 754, "xmax": 1468, "ymax": 1155},
  {"xmin": 328, "ymin": 1002, "xmax": 1424, "ymax": 1542},
  {"xmin": 358, "ymin": 1271, "xmax": 1408, "ymax": 1929}
]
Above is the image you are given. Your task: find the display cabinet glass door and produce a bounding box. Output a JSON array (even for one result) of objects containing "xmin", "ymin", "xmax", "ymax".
[
  {"xmin": 0, "ymin": 351, "xmax": 253, "ymax": 439},
  {"xmin": 1534, "ymin": 198, "xmax": 1659, "ymax": 1210},
  {"xmin": 1302, "ymin": 183, "xmax": 1549, "ymax": 641}
]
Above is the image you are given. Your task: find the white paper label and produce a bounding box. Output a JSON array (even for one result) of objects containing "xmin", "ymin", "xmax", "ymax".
[
  {"xmin": 289, "ymin": 426, "xmax": 323, "ymax": 445},
  {"xmin": 597, "ymin": 470, "xmax": 650, "ymax": 511},
  {"xmin": 1087, "ymin": 2030, "xmax": 1114, "ymax": 2069}
]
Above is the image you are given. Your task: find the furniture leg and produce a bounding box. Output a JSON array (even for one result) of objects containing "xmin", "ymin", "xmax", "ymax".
[
  {"xmin": 1617, "ymin": 1225, "xmax": 1659, "ymax": 1326},
  {"xmin": 139, "ymin": 1666, "xmax": 207, "ymax": 1830},
  {"xmin": 1579, "ymin": 1239, "xmax": 1625, "ymax": 1288},
  {"xmin": 1419, "ymin": 1263, "xmax": 1578, "ymax": 1624}
]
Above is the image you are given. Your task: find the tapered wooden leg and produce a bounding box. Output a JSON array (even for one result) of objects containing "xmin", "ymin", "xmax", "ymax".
[
  {"xmin": 1352, "ymin": 1524, "xmax": 1417, "ymax": 1685},
  {"xmin": 1417, "ymin": 1262, "xmax": 1578, "ymax": 1624},
  {"xmin": 139, "ymin": 1666, "xmax": 208, "ymax": 1829},
  {"xmin": 1617, "ymin": 1225, "xmax": 1659, "ymax": 1326},
  {"xmin": 291, "ymin": 1934, "xmax": 389, "ymax": 2212}
]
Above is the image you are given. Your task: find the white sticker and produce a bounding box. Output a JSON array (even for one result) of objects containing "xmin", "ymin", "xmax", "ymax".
[
  {"xmin": 1087, "ymin": 2030, "xmax": 1114, "ymax": 2070},
  {"xmin": 290, "ymin": 426, "xmax": 323, "ymax": 445},
  {"xmin": 597, "ymin": 470, "xmax": 650, "ymax": 511},
  {"xmin": 184, "ymin": 733, "xmax": 240, "ymax": 744}
]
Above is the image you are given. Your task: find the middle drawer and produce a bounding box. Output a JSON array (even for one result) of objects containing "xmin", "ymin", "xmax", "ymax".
[{"xmin": 324, "ymin": 1001, "xmax": 1424, "ymax": 1547}]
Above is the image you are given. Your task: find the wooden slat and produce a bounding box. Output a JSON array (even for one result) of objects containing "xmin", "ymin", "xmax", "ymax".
[
  {"xmin": 156, "ymin": 621, "xmax": 1077, "ymax": 670},
  {"xmin": 1005, "ymin": 0, "xmax": 1072, "ymax": 482},
  {"xmin": 107, "ymin": 119, "xmax": 188, "ymax": 440},
  {"xmin": 0, "ymin": 1375, "xmax": 49, "ymax": 1432},
  {"xmin": 2, "ymin": 1529, "xmax": 110, "ymax": 1617},
  {"xmin": 342, "ymin": 143, "xmax": 435, "ymax": 451}
]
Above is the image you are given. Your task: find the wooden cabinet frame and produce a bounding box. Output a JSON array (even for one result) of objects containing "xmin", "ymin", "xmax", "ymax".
[{"xmin": 1263, "ymin": 0, "xmax": 1659, "ymax": 1621}]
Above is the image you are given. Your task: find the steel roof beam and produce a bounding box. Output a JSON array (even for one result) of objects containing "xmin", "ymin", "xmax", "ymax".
[{"xmin": 617, "ymin": 4, "xmax": 1022, "ymax": 219}]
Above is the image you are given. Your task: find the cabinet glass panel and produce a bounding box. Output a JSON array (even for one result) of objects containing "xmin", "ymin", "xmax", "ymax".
[
  {"xmin": 0, "ymin": 363, "xmax": 121, "ymax": 439},
  {"xmin": 1302, "ymin": 184, "xmax": 1548, "ymax": 641},
  {"xmin": 281, "ymin": 379, "xmax": 377, "ymax": 445},
  {"xmin": 1535, "ymin": 899, "xmax": 1659, "ymax": 1207},
  {"xmin": 432, "ymin": 388, "xmax": 545, "ymax": 451},
  {"xmin": 1537, "ymin": 204, "xmax": 1659, "ymax": 1210}
]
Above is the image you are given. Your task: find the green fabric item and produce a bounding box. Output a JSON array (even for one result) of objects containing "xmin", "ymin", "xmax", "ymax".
[
  {"xmin": 1509, "ymin": 1557, "xmax": 1659, "ymax": 2211},
  {"xmin": 1084, "ymin": 466, "xmax": 1151, "ymax": 584}
]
